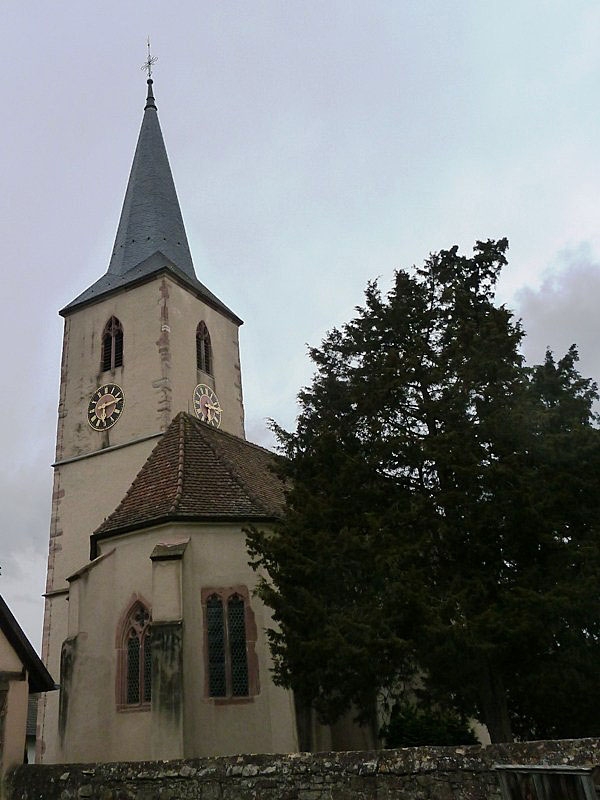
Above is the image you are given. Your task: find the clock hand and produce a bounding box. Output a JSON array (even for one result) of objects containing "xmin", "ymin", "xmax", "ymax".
[
  {"xmin": 88, "ymin": 384, "xmax": 125, "ymax": 431},
  {"xmin": 97, "ymin": 397, "xmax": 119, "ymax": 411}
]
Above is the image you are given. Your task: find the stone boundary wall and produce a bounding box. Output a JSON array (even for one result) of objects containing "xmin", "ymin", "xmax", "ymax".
[{"xmin": 6, "ymin": 738, "xmax": 600, "ymax": 800}]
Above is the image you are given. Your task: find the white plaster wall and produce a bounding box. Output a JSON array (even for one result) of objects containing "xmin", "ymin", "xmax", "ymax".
[
  {"xmin": 179, "ymin": 523, "xmax": 298, "ymax": 757},
  {"xmin": 59, "ymin": 275, "xmax": 244, "ymax": 464},
  {"xmin": 38, "ymin": 595, "xmax": 68, "ymax": 764},
  {"xmin": 0, "ymin": 630, "xmax": 29, "ymax": 771},
  {"xmin": 165, "ymin": 280, "xmax": 245, "ymax": 438},
  {"xmin": 57, "ymin": 550, "xmax": 153, "ymax": 763},
  {"xmin": 1, "ymin": 679, "xmax": 28, "ymax": 774},
  {"xmin": 48, "ymin": 440, "xmax": 159, "ymax": 586},
  {"xmin": 0, "ymin": 630, "xmax": 22, "ymax": 673},
  {"xmin": 55, "ymin": 522, "xmax": 296, "ymax": 763},
  {"xmin": 152, "ymin": 559, "xmax": 183, "ymax": 622}
]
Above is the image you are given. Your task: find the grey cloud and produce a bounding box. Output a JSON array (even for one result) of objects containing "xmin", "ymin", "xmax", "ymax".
[{"xmin": 515, "ymin": 244, "xmax": 600, "ymax": 385}]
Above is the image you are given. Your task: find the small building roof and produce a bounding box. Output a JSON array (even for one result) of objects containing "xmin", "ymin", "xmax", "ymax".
[
  {"xmin": 91, "ymin": 413, "xmax": 286, "ymax": 556},
  {"xmin": 0, "ymin": 595, "xmax": 55, "ymax": 693}
]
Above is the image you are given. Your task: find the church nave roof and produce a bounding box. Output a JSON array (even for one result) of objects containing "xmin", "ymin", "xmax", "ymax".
[{"xmin": 91, "ymin": 413, "xmax": 285, "ymax": 554}]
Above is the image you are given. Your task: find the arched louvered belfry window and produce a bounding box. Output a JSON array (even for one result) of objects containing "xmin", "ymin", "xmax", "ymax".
[
  {"xmin": 196, "ymin": 321, "xmax": 212, "ymax": 375},
  {"xmin": 204, "ymin": 589, "xmax": 254, "ymax": 699},
  {"xmin": 118, "ymin": 601, "xmax": 152, "ymax": 708},
  {"xmin": 101, "ymin": 316, "xmax": 124, "ymax": 371}
]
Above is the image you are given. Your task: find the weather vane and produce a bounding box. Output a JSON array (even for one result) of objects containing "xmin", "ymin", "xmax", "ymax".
[{"xmin": 141, "ymin": 37, "xmax": 158, "ymax": 78}]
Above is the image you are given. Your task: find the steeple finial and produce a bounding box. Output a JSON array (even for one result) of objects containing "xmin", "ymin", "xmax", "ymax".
[
  {"xmin": 141, "ymin": 37, "xmax": 158, "ymax": 78},
  {"xmin": 141, "ymin": 38, "xmax": 158, "ymax": 110}
]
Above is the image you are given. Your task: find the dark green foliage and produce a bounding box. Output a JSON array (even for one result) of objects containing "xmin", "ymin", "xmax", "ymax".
[
  {"xmin": 247, "ymin": 240, "xmax": 600, "ymax": 743},
  {"xmin": 381, "ymin": 701, "xmax": 478, "ymax": 748}
]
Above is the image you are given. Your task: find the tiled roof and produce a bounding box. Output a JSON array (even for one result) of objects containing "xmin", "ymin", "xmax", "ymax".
[
  {"xmin": 92, "ymin": 413, "xmax": 285, "ymax": 552},
  {"xmin": 0, "ymin": 595, "xmax": 55, "ymax": 693}
]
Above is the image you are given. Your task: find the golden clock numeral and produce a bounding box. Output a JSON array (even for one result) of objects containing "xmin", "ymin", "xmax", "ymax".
[{"xmin": 193, "ymin": 385, "xmax": 222, "ymax": 426}]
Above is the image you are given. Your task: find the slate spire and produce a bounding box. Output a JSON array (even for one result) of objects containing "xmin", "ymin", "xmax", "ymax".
[
  {"xmin": 61, "ymin": 74, "xmax": 241, "ymax": 324},
  {"xmin": 107, "ymin": 77, "xmax": 195, "ymax": 278}
]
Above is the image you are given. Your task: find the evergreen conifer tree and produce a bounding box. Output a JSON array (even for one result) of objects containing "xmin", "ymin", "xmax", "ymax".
[{"xmin": 247, "ymin": 240, "xmax": 600, "ymax": 743}]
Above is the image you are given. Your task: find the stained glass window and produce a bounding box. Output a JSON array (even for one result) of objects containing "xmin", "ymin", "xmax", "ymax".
[
  {"xmin": 205, "ymin": 590, "xmax": 251, "ymax": 698},
  {"xmin": 121, "ymin": 602, "xmax": 151, "ymax": 708},
  {"xmin": 127, "ymin": 633, "xmax": 140, "ymax": 704},
  {"xmin": 143, "ymin": 628, "xmax": 152, "ymax": 704},
  {"xmin": 207, "ymin": 595, "xmax": 226, "ymax": 697},
  {"xmin": 228, "ymin": 595, "xmax": 249, "ymax": 696}
]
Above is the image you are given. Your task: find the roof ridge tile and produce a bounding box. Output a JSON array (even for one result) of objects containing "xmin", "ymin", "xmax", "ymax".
[
  {"xmin": 188, "ymin": 416, "xmax": 274, "ymax": 516},
  {"xmin": 168, "ymin": 413, "xmax": 186, "ymax": 513}
]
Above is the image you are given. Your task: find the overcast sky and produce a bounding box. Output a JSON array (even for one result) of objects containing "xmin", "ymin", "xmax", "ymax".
[{"xmin": 2, "ymin": 1, "xmax": 600, "ymax": 650}]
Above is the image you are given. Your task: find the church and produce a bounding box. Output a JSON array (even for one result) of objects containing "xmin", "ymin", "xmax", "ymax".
[{"xmin": 38, "ymin": 72, "xmax": 372, "ymax": 763}]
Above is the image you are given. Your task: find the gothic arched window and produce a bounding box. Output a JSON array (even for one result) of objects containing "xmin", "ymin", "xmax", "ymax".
[
  {"xmin": 196, "ymin": 321, "xmax": 212, "ymax": 375},
  {"xmin": 203, "ymin": 588, "xmax": 257, "ymax": 699},
  {"xmin": 101, "ymin": 316, "xmax": 124, "ymax": 372},
  {"xmin": 118, "ymin": 600, "xmax": 152, "ymax": 709}
]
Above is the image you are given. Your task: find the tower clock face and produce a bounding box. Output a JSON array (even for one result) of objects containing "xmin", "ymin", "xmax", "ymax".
[
  {"xmin": 87, "ymin": 384, "xmax": 125, "ymax": 430},
  {"xmin": 193, "ymin": 384, "xmax": 223, "ymax": 428}
]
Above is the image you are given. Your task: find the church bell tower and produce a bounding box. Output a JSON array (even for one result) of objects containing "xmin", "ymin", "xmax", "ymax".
[{"xmin": 39, "ymin": 75, "xmax": 258, "ymax": 762}]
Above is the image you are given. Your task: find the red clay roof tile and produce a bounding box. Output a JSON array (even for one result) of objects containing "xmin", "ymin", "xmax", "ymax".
[{"xmin": 93, "ymin": 413, "xmax": 285, "ymax": 540}]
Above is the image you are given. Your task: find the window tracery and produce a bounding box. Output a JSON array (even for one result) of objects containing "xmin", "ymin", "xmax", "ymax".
[
  {"xmin": 117, "ymin": 600, "xmax": 151, "ymax": 709},
  {"xmin": 203, "ymin": 588, "xmax": 256, "ymax": 699}
]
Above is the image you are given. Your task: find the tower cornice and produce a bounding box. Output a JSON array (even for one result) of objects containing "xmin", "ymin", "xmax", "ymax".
[{"xmin": 59, "ymin": 252, "xmax": 243, "ymax": 325}]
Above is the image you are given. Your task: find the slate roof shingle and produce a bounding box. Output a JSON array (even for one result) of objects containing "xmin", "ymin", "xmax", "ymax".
[{"xmin": 91, "ymin": 413, "xmax": 285, "ymax": 555}]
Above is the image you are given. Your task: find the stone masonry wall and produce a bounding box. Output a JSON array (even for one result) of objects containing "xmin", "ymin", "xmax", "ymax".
[{"xmin": 6, "ymin": 738, "xmax": 600, "ymax": 800}]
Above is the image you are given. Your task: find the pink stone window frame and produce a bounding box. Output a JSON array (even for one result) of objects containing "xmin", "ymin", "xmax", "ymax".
[{"xmin": 115, "ymin": 595, "xmax": 152, "ymax": 713}]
